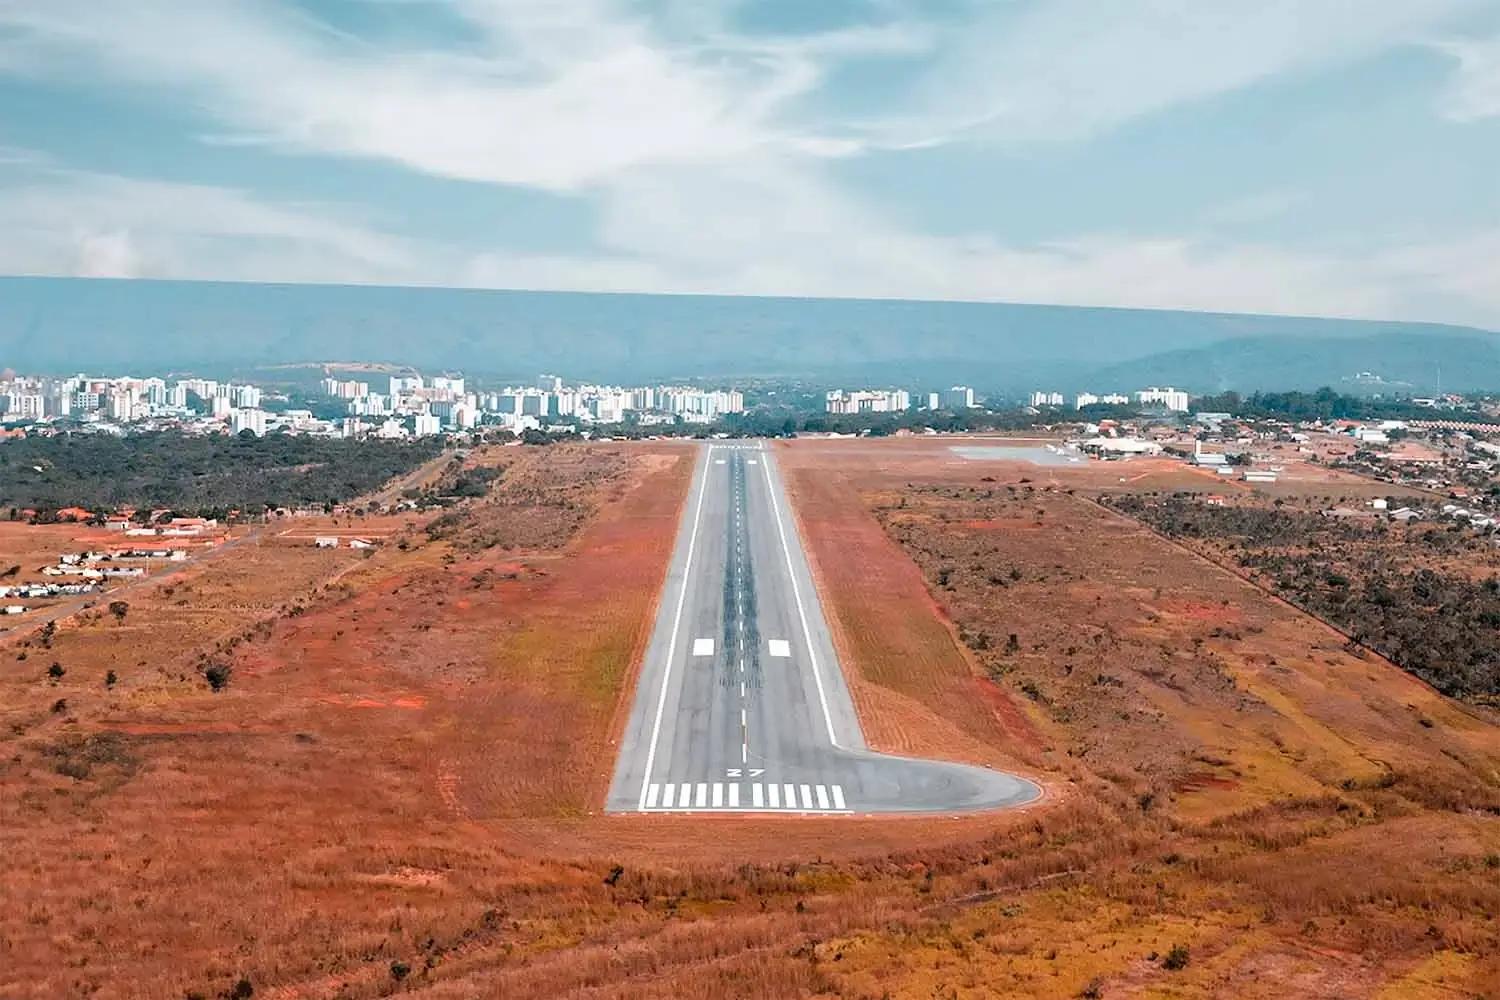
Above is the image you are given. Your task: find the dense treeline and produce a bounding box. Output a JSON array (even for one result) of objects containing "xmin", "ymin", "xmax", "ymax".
[
  {"xmin": 1192, "ymin": 387, "xmax": 1465, "ymax": 421},
  {"xmin": 1105, "ymin": 494, "xmax": 1500, "ymax": 703},
  {"xmin": 0, "ymin": 431, "xmax": 443, "ymax": 516}
]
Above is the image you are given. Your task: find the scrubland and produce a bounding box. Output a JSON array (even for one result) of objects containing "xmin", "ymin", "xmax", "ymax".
[{"xmin": 1, "ymin": 437, "xmax": 1496, "ymax": 999}]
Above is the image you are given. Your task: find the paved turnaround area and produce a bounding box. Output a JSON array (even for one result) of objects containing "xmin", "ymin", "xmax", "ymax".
[{"xmin": 607, "ymin": 443, "xmax": 1040, "ymax": 815}]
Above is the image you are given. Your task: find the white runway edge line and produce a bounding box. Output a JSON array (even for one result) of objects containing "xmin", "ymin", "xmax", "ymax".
[
  {"xmin": 636, "ymin": 445, "xmax": 715, "ymax": 811},
  {"xmin": 759, "ymin": 445, "xmax": 841, "ymax": 747}
]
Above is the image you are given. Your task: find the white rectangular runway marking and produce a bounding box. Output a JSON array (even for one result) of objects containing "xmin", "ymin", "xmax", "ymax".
[
  {"xmin": 832, "ymin": 784, "xmax": 846, "ymax": 810},
  {"xmin": 729, "ymin": 784, "xmax": 740, "ymax": 808},
  {"xmin": 768, "ymin": 639, "xmax": 791, "ymax": 657},
  {"xmin": 662, "ymin": 783, "xmax": 675, "ymax": 808},
  {"xmin": 712, "ymin": 783, "xmax": 724, "ymax": 808},
  {"xmin": 799, "ymin": 784, "xmax": 813, "ymax": 809},
  {"xmin": 769, "ymin": 783, "xmax": 780, "ymax": 808},
  {"xmin": 646, "ymin": 784, "xmax": 660, "ymax": 809},
  {"xmin": 753, "ymin": 783, "xmax": 764, "ymax": 808},
  {"xmin": 747, "ymin": 459, "xmax": 758, "ymax": 465},
  {"xmin": 715, "ymin": 459, "xmax": 726, "ymax": 464},
  {"xmin": 816, "ymin": 785, "xmax": 830, "ymax": 810},
  {"xmin": 783, "ymin": 783, "xmax": 796, "ymax": 809},
  {"xmin": 692, "ymin": 638, "xmax": 714, "ymax": 656},
  {"xmin": 695, "ymin": 782, "xmax": 708, "ymax": 808}
]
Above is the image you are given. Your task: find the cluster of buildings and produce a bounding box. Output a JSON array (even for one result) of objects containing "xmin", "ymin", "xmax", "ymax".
[
  {"xmin": 0, "ymin": 372, "xmax": 296, "ymax": 438},
  {"xmin": 1029, "ymin": 387, "xmax": 1191, "ymax": 412},
  {"xmin": 328, "ymin": 373, "xmax": 746, "ymax": 438},
  {"xmin": 825, "ymin": 386, "xmax": 976, "ymax": 414},
  {"xmin": 0, "ymin": 539, "xmax": 203, "ymax": 618},
  {"xmin": 0, "ymin": 369, "xmax": 748, "ymax": 440},
  {"xmin": 1, "ymin": 373, "xmax": 262, "ymax": 419}
]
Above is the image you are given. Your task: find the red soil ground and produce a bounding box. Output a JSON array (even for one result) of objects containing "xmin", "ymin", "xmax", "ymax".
[{"xmin": 1, "ymin": 436, "xmax": 1495, "ymax": 999}]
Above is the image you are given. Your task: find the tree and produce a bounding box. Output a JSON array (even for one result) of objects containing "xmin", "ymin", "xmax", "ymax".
[
  {"xmin": 204, "ymin": 663, "xmax": 233, "ymax": 692},
  {"xmin": 47, "ymin": 662, "xmax": 65, "ymax": 681},
  {"xmin": 108, "ymin": 600, "xmax": 130, "ymax": 621}
]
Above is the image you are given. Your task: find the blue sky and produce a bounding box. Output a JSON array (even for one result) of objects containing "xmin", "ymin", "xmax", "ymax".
[{"xmin": 0, "ymin": 0, "xmax": 1498, "ymax": 327}]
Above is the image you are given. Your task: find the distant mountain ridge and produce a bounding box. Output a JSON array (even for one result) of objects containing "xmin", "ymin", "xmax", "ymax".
[
  {"xmin": 1075, "ymin": 331, "xmax": 1500, "ymax": 395},
  {"xmin": 0, "ymin": 276, "xmax": 1494, "ymax": 393}
]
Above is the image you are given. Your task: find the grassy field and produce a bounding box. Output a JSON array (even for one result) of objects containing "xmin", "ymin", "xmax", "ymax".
[
  {"xmin": 2, "ymin": 436, "xmax": 1496, "ymax": 998},
  {"xmin": 778, "ymin": 437, "xmax": 1500, "ymax": 997}
]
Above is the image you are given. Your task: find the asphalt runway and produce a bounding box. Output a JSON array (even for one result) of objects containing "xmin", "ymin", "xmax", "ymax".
[{"xmin": 606, "ymin": 442, "xmax": 1040, "ymax": 815}]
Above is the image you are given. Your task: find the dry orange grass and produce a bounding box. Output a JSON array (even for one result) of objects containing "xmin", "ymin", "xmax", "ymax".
[{"xmin": 2, "ymin": 438, "xmax": 1498, "ymax": 999}]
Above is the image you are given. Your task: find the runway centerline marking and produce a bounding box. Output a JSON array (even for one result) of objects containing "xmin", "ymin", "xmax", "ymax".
[{"xmin": 636, "ymin": 445, "xmax": 714, "ymax": 811}]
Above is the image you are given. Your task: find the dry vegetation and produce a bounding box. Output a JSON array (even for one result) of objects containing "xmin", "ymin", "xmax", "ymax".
[
  {"xmin": 1101, "ymin": 492, "xmax": 1500, "ymax": 703},
  {"xmin": 2, "ymin": 435, "xmax": 1497, "ymax": 999},
  {"xmin": 779, "ymin": 437, "xmax": 1500, "ymax": 998}
]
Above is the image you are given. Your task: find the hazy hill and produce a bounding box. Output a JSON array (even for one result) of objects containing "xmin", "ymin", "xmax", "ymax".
[
  {"xmin": 1079, "ymin": 331, "xmax": 1500, "ymax": 395},
  {"xmin": 0, "ymin": 276, "xmax": 1494, "ymax": 392}
]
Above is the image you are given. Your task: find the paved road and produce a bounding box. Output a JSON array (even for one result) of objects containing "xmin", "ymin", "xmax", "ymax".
[{"xmin": 607, "ymin": 442, "xmax": 1040, "ymax": 815}]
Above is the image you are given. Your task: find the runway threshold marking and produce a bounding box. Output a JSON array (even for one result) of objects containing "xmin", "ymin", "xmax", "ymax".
[
  {"xmin": 642, "ymin": 782, "xmax": 850, "ymax": 814},
  {"xmin": 636, "ymin": 445, "xmax": 715, "ymax": 811}
]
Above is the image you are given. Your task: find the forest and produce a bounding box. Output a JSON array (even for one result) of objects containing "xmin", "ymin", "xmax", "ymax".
[
  {"xmin": 1104, "ymin": 493, "xmax": 1500, "ymax": 704},
  {"xmin": 1190, "ymin": 387, "xmax": 1466, "ymax": 421},
  {"xmin": 0, "ymin": 431, "xmax": 443, "ymax": 517}
]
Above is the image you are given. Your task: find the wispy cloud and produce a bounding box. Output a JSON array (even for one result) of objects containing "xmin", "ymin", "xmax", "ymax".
[
  {"xmin": 1434, "ymin": 32, "xmax": 1500, "ymax": 120},
  {"xmin": 0, "ymin": 166, "xmax": 418, "ymax": 283},
  {"xmin": 0, "ymin": 0, "xmax": 1496, "ymax": 328},
  {"xmin": 865, "ymin": 0, "xmax": 1478, "ymax": 148},
  {"xmin": 0, "ymin": 0, "xmax": 886, "ymax": 190}
]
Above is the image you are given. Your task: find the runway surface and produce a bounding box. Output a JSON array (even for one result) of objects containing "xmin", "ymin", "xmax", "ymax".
[{"xmin": 606, "ymin": 442, "xmax": 1040, "ymax": 815}]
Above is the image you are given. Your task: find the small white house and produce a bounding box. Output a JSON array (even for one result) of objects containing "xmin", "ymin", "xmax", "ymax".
[
  {"xmin": 3, "ymin": 605, "xmax": 27, "ymax": 615},
  {"xmin": 314, "ymin": 536, "xmax": 339, "ymax": 549}
]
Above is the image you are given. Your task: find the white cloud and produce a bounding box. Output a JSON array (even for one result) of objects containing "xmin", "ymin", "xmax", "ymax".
[
  {"xmin": 580, "ymin": 159, "xmax": 1407, "ymax": 319},
  {"xmin": 0, "ymin": 0, "xmax": 877, "ymax": 190},
  {"xmin": 0, "ymin": 0, "xmax": 1497, "ymax": 330},
  {"xmin": 0, "ymin": 168, "xmax": 420, "ymax": 284},
  {"xmin": 1434, "ymin": 33, "xmax": 1500, "ymax": 120},
  {"xmin": 869, "ymin": 0, "xmax": 1476, "ymax": 147},
  {"xmin": 74, "ymin": 230, "xmax": 142, "ymax": 279},
  {"xmin": 4, "ymin": 159, "xmax": 1499, "ymax": 329}
]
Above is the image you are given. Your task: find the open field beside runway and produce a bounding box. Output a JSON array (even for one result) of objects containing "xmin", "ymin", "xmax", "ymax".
[
  {"xmin": 777, "ymin": 434, "xmax": 1500, "ymax": 996},
  {"xmin": 2, "ymin": 435, "xmax": 1498, "ymax": 998}
]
